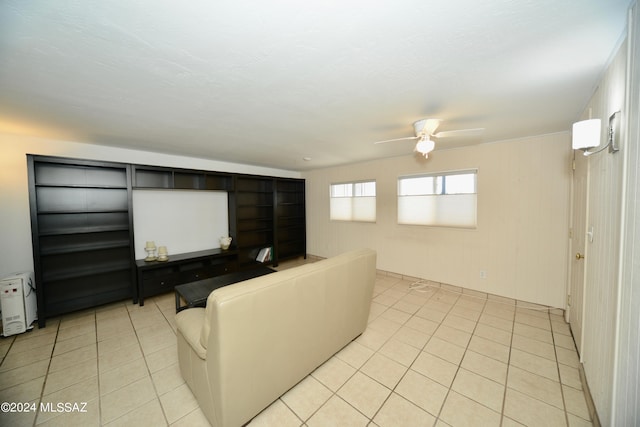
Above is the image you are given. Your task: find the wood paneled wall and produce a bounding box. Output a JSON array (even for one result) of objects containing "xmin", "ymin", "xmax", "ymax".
[
  {"xmin": 579, "ymin": 37, "xmax": 628, "ymax": 424},
  {"xmin": 303, "ymin": 133, "xmax": 572, "ymax": 309}
]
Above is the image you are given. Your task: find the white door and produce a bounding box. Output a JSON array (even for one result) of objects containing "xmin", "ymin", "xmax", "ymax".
[{"xmin": 569, "ymin": 151, "xmax": 588, "ymax": 354}]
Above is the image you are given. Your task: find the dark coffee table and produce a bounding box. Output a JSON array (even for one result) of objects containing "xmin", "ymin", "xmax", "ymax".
[{"xmin": 174, "ymin": 265, "xmax": 275, "ymax": 312}]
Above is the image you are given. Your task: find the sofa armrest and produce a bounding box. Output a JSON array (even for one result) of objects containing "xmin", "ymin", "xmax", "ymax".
[{"xmin": 176, "ymin": 308, "xmax": 207, "ymax": 360}]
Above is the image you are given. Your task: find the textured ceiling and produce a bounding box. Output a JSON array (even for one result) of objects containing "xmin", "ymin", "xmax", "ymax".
[{"xmin": 0, "ymin": 0, "xmax": 632, "ymax": 171}]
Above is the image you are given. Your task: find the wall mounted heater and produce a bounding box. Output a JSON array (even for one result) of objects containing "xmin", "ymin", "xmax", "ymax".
[{"xmin": 0, "ymin": 272, "xmax": 37, "ymax": 337}]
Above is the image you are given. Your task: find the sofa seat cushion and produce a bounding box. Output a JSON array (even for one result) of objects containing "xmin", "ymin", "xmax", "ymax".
[{"xmin": 176, "ymin": 307, "xmax": 207, "ymax": 360}]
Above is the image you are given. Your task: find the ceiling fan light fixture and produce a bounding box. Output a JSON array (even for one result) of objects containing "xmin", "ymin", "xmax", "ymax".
[{"xmin": 415, "ymin": 138, "xmax": 435, "ymax": 156}]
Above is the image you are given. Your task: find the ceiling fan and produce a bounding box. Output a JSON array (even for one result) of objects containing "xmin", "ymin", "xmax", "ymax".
[{"xmin": 373, "ymin": 119, "xmax": 484, "ymax": 158}]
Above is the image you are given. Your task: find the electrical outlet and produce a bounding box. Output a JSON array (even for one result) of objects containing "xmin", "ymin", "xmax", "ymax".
[{"xmin": 480, "ymin": 270, "xmax": 487, "ymax": 279}]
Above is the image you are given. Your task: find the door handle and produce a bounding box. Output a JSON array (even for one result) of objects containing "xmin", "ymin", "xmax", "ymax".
[{"xmin": 576, "ymin": 253, "xmax": 585, "ymax": 260}]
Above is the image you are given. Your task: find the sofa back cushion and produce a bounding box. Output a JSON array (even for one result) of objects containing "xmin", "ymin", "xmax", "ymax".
[{"xmin": 202, "ymin": 248, "xmax": 376, "ymax": 427}]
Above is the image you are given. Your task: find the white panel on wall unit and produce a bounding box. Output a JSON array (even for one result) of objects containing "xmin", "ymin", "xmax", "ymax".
[{"xmin": 132, "ymin": 190, "xmax": 229, "ymax": 259}]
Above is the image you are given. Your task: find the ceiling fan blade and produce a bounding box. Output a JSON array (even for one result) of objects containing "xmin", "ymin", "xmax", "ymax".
[
  {"xmin": 373, "ymin": 136, "xmax": 419, "ymax": 145},
  {"xmin": 432, "ymin": 128, "xmax": 484, "ymax": 138}
]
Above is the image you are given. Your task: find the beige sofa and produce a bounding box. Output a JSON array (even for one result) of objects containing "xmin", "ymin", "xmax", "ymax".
[{"xmin": 175, "ymin": 248, "xmax": 377, "ymax": 427}]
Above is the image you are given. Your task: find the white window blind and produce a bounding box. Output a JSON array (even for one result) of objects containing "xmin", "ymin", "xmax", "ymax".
[
  {"xmin": 398, "ymin": 170, "xmax": 477, "ymax": 228},
  {"xmin": 330, "ymin": 181, "xmax": 376, "ymax": 222}
]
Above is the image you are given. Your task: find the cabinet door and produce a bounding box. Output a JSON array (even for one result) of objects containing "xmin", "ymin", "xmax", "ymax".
[{"xmin": 141, "ymin": 266, "xmax": 182, "ymax": 298}]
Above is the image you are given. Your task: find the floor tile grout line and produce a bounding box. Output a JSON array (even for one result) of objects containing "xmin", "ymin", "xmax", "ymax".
[
  {"xmin": 2, "ymin": 271, "xmax": 591, "ymax": 427},
  {"xmin": 372, "ymin": 278, "xmax": 524, "ymax": 424},
  {"xmin": 152, "ymin": 296, "xmax": 201, "ymax": 426},
  {"xmin": 499, "ymin": 296, "xmax": 517, "ymax": 427},
  {"xmin": 127, "ymin": 298, "xmax": 172, "ymax": 427},
  {"xmin": 366, "ymin": 287, "xmax": 442, "ymax": 423},
  {"xmin": 360, "ymin": 277, "xmax": 445, "ymax": 423},
  {"xmin": 349, "ymin": 278, "xmax": 420, "ymax": 423},
  {"xmin": 433, "ymin": 293, "xmax": 503, "ymax": 424},
  {"xmin": 93, "ymin": 309, "xmax": 105, "ymax": 426},
  {"xmin": 502, "ymin": 308, "xmax": 576, "ymax": 426},
  {"xmin": 551, "ymin": 314, "xmax": 573, "ymax": 427},
  {"xmin": 381, "ymin": 282, "xmax": 460, "ymax": 422},
  {"xmin": 38, "ymin": 312, "xmax": 96, "ymax": 427},
  {"xmin": 97, "ymin": 300, "xmax": 165, "ymax": 426},
  {"xmin": 298, "ymin": 276, "xmax": 437, "ymax": 425}
]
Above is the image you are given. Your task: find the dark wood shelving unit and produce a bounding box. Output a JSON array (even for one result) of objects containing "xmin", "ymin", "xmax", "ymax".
[
  {"xmin": 28, "ymin": 156, "xmax": 305, "ymax": 324},
  {"xmin": 135, "ymin": 248, "xmax": 238, "ymax": 305},
  {"xmin": 132, "ymin": 165, "xmax": 234, "ymax": 191},
  {"xmin": 275, "ymin": 178, "xmax": 306, "ymax": 262},
  {"xmin": 28, "ymin": 156, "xmax": 136, "ymax": 327},
  {"xmin": 229, "ymin": 176, "xmax": 276, "ymax": 268}
]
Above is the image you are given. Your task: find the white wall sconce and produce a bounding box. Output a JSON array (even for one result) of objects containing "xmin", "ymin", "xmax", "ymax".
[{"xmin": 572, "ymin": 111, "xmax": 621, "ymax": 156}]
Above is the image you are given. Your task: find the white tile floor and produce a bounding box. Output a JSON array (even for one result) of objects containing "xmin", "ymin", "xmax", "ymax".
[{"xmin": 0, "ymin": 259, "xmax": 593, "ymax": 426}]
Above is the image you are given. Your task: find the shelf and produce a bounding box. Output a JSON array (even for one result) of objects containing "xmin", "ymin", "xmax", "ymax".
[
  {"xmin": 278, "ymin": 236, "xmax": 305, "ymax": 245},
  {"xmin": 35, "ymin": 187, "xmax": 128, "ymax": 212},
  {"xmin": 38, "ymin": 209, "xmax": 129, "ymax": 215},
  {"xmin": 40, "ymin": 240, "xmax": 130, "ymax": 256},
  {"xmin": 277, "ymin": 202, "xmax": 303, "ymax": 206},
  {"xmin": 43, "ymin": 270, "xmax": 132, "ymax": 308},
  {"xmin": 135, "ymin": 248, "xmax": 239, "ymax": 304},
  {"xmin": 277, "ymin": 224, "xmax": 305, "ymax": 231},
  {"xmin": 174, "ymin": 172, "xmax": 205, "ymax": 189},
  {"xmin": 238, "ymin": 227, "xmax": 273, "ymax": 234},
  {"xmin": 35, "ymin": 183, "xmax": 128, "ymax": 189},
  {"xmin": 34, "ymin": 162, "xmax": 128, "ymax": 188},
  {"xmin": 134, "ymin": 168, "xmax": 172, "ymax": 188},
  {"xmin": 42, "ymin": 261, "xmax": 132, "ymax": 282},
  {"xmin": 29, "ymin": 155, "xmax": 306, "ymax": 323},
  {"xmin": 38, "ymin": 225, "xmax": 130, "ymax": 236},
  {"xmin": 238, "ymin": 203, "xmax": 273, "ymax": 209},
  {"xmin": 135, "ymin": 248, "xmax": 237, "ymax": 269},
  {"xmin": 45, "ymin": 284, "xmax": 132, "ymax": 309},
  {"xmin": 133, "ymin": 166, "xmax": 235, "ymax": 191},
  {"xmin": 235, "ymin": 178, "xmax": 274, "ymax": 194},
  {"xmin": 205, "ymin": 174, "xmax": 234, "ymax": 191}
]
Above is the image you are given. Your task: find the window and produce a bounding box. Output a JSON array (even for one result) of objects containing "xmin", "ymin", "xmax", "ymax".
[
  {"xmin": 330, "ymin": 180, "xmax": 376, "ymax": 222},
  {"xmin": 397, "ymin": 170, "xmax": 477, "ymax": 227}
]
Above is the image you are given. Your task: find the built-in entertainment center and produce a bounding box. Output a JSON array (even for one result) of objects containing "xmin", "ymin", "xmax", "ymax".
[{"xmin": 27, "ymin": 155, "xmax": 306, "ymax": 327}]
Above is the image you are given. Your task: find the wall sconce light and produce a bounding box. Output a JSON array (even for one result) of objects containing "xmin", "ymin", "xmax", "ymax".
[{"xmin": 572, "ymin": 111, "xmax": 620, "ymax": 156}]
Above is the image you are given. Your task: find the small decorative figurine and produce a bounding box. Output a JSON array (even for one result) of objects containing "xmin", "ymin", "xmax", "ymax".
[
  {"xmin": 157, "ymin": 246, "xmax": 169, "ymax": 262},
  {"xmin": 220, "ymin": 236, "xmax": 232, "ymax": 250},
  {"xmin": 144, "ymin": 241, "xmax": 157, "ymax": 261}
]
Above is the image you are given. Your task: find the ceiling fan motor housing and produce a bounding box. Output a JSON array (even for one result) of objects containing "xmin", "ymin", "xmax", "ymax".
[{"xmin": 413, "ymin": 119, "xmax": 441, "ymax": 137}]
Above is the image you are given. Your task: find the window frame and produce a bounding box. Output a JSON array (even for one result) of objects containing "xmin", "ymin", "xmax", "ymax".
[
  {"xmin": 397, "ymin": 169, "xmax": 478, "ymax": 228},
  {"xmin": 329, "ymin": 180, "xmax": 377, "ymax": 222}
]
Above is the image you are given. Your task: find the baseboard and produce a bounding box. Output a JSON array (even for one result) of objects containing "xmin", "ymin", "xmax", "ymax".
[
  {"xmin": 578, "ymin": 362, "xmax": 601, "ymax": 426},
  {"xmin": 374, "ymin": 266, "xmax": 564, "ymax": 316},
  {"xmin": 306, "ymin": 253, "xmax": 564, "ymax": 315}
]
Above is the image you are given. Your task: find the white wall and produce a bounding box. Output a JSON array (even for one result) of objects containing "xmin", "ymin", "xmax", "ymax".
[
  {"xmin": 576, "ymin": 32, "xmax": 629, "ymax": 425},
  {"xmin": 303, "ymin": 133, "xmax": 572, "ymax": 309},
  {"xmin": 614, "ymin": 4, "xmax": 640, "ymax": 424},
  {"xmin": 0, "ymin": 133, "xmax": 300, "ymax": 278}
]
